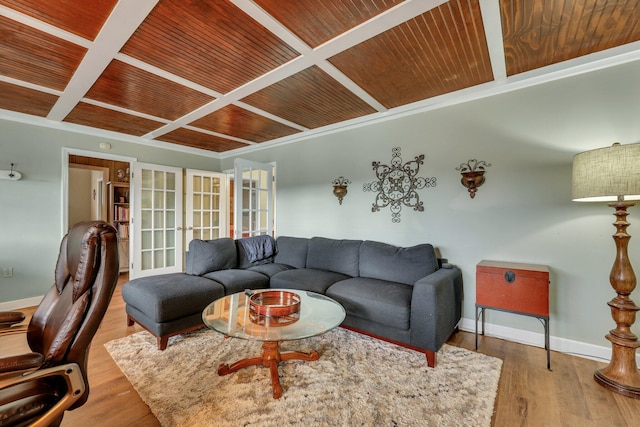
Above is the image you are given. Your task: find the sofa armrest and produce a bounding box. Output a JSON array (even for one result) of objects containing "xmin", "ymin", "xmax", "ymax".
[{"xmin": 409, "ymin": 266, "xmax": 463, "ymax": 352}]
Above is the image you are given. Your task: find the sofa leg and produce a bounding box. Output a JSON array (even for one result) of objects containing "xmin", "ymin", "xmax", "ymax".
[
  {"xmin": 126, "ymin": 315, "xmax": 134, "ymax": 327},
  {"xmin": 158, "ymin": 336, "xmax": 168, "ymax": 351},
  {"xmin": 425, "ymin": 350, "xmax": 436, "ymax": 368}
]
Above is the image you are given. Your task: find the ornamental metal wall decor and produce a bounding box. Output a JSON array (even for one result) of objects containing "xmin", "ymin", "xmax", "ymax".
[{"xmin": 363, "ymin": 147, "xmax": 437, "ymax": 223}]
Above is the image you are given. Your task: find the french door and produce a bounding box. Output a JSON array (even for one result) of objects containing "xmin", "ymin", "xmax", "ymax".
[
  {"xmin": 185, "ymin": 169, "xmax": 228, "ymax": 246},
  {"xmin": 233, "ymin": 159, "xmax": 274, "ymax": 238},
  {"xmin": 130, "ymin": 162, "xmax": 183, "ymax": 279}
]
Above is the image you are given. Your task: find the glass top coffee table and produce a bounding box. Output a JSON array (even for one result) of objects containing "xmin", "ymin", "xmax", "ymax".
[{"xmin": 202, "ymin": 289, "xmax": 346, "ymax": 399}]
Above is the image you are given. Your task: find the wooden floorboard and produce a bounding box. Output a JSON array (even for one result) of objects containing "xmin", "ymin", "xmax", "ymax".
[{"xmin": 4, "ymin": 274, "xmax": 640, "ymax": 426}]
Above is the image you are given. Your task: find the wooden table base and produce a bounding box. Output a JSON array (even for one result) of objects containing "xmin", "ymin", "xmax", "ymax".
[{"xmin": 217, "ymin": 341, "xmax": 319, "ymax": 399}]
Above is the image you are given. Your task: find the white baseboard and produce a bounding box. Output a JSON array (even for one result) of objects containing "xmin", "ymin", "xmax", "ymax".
[
  {"xmin": 458, "ymin": 317, "xmax": 633, "ymax": 364},
  {"xmin": 0, "ymin": 296, "xmax": 43, "ymax": 311}
]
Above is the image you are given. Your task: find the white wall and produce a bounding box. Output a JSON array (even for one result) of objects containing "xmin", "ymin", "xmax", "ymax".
[
  {"xmin": 220, "ymin": 60, "xmax": 640, "ymax": 355},
  {"xmin": 0, "ymin": 119, "xmax": 220, "ymax": 304},
  {"xmin": 2, "ymin": 58, "xmax": 640, "ymax": 359}
]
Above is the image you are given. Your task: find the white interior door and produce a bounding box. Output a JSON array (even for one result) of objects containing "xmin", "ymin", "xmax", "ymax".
[
  {"xmin": 130, "ymin": 162, "xmax": 183, "ymax": 279},
  {"xmin": 186, "ymin": 169, "xmax": 228, "ymax": 246},
  {"xmin": 233, "ymin": 159, "xmax": 274, "ymax": 239}
]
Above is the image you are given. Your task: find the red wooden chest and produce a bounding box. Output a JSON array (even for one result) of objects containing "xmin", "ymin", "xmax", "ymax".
[{"xmin": 476, "ymin": 260, "xmax": 549, "ymax": 317}]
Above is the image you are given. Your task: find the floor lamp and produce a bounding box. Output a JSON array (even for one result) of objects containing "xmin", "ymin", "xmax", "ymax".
[{"xmin": 572, "ymin": 142, "xmax": 640, "ymax": 398}]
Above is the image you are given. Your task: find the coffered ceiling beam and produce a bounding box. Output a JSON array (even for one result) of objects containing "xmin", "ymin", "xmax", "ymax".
[
  {"xmin": 479, "ymin": 0, "xmax": 507, "ymax": 82},
  {"xmin": 46, "ymin": 0, "xmax": 159, "ymax": 122},
  {"xmin": 147, "ymin": 0, "xmax": 447, "ymax": 139}
]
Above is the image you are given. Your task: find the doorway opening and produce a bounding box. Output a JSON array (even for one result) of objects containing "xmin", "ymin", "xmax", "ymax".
[{"xmin": 63, "ymin": 149, "xmax": 135, "ymax": 275}]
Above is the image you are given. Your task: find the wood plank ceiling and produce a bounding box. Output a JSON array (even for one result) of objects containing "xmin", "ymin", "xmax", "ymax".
[{"xmin": 1, "ymin": 0, "xmax": 640, "ymax": 155}]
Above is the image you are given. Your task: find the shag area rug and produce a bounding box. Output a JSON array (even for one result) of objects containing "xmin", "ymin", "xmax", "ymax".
[{"xmin": 105, "ymin": 328, "xmax": 502, "ymax": 427}]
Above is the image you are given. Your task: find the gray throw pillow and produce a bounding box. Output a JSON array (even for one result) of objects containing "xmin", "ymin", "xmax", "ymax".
[{"xmin": 186, "ymin": 238, "xmax": 237, "ymax": 276}]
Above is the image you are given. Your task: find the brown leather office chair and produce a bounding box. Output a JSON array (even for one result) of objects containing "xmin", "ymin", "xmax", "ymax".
[{"xmin": 0, "ymin": 221, "xmax": 119, "ymax": 427}]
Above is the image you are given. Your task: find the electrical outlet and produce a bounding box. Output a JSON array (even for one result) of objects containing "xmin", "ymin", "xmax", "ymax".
[{"xmin": 3, "ymin": 267, "xmax": 13, "ymax": 278}]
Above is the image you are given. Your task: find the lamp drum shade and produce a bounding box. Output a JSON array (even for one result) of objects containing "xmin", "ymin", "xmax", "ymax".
[{"xmin": 572, "ymin": 142, "xmax": 640, "ymax": 202}]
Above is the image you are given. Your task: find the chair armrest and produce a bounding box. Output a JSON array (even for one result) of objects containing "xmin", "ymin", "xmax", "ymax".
[
  {"xmin": 0, "ymin": 311, "xmax": 25, "ymax": 325},
  {"xmin": 0, "ymin": 311, "xmax": 28, "ymax": 336},
  {"xmin": 0, "ymin": 352, "xmax": 44, "ymax": 376},
  {"xmin": 0, "ymin": 362, "xmax": 86, "ymax": 427},
  {"xmin": 410, "ymin": 266, "xmax": 463, "ymax": 352}
]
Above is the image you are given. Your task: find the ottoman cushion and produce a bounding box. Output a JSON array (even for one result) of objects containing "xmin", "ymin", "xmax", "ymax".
[{"xmin": 122, "ymin": 273, "xmax": 225, "ymax": 323}]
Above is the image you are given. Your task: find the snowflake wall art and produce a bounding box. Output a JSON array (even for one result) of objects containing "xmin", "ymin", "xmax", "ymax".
[{"xmin": 363, "ymin": 147, "xmax": 437, "ymax": 223}]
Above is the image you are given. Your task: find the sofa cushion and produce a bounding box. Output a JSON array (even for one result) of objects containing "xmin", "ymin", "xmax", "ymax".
[
  {"xmin": 122, "ymin": 273, "xmax": 225, "ymax": 323},
  {"xmin": 270, "ymin": 268, "xmax": 351, "ymax": 294},
  {"xmin": 203, "ymin": 269, "xmax": 269, "ymax": 295},
  {"xmin": 326, "ymin": 277, "xmax": 412, "ymax": 330},
  {"xmin": 359, "ymin": 241, "xmax": 438, "ymax": 285},
  {"xmin": 274, "ymin": 236, "xmax": 309, "ymax": 268},
  {"xmin": 306, "ymin": 237, "xmax": 361, "ymax": 277},
  {"xmin": 248, "ymin": 263, "xmax": 295, "ymax": 277},
  {"xmin": 186, "ymin": 238, "xmax": 237, "ymax": 276}
]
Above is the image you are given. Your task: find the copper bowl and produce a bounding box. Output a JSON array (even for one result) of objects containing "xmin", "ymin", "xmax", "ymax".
[{"xmin": 249, "ymin": 290, "xmax": 301, "ymax": 317}]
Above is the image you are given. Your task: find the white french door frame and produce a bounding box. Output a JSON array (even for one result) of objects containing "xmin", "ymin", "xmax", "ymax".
[
  {"xmin": 233, "ymin": 159, "xmax": 276, "ymax": 239},
  {"xmin": 130, "ymin": 162, "xmax": 183, "ymax": 279}
]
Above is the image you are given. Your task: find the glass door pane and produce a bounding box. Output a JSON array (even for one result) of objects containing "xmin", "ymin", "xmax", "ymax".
[{"xmin": 186, "ymin": 169, "xmax": 228, "ymax": 247}]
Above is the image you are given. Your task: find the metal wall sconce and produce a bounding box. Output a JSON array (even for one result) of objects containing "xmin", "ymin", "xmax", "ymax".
[
  {"xmin": 332, "ymin": 176, "xmax": 351, "ymax": 205},
  {"xmin": 0, "ymin": 163, "xmax": 22, "ymax": 181},
  {"xmin": 456, "ymin": 159, "xmax": 490, "ymax": 199}
]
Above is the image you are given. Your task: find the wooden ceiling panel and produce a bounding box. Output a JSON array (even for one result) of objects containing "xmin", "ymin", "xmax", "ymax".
[
  {"xmin": 0, "ymin": 80, "xmax": 58, "ymax": 117},
  {"xmin": 120, "ymin": 0, "xmax": 300, "ymax": 94},
  {"xmin": 0, "ymin": 15, "xmax": 87, "ymax": 91},
  {"xmin": 329, "ymin": 0, "xmax": 493, "ymax": 109},
  {"xmin": 64, "ymin": 102, "xmax": 165, "ymax": 136},
  {"xmin": 85, "ymin": 60, "xmax": 215, "ymax": 121},
  {"xmin": 0, "ymin": 0, "xmax": 117, "ymax": 40},
  {"xmin": 501, "ymin": 0, "xmax": 640, "ymax": 76},
  {"xmin": 2, "ymin": 0, "xmax": 640, "ymax": 155},
  {"xmin": 253, "ymin": 0, "xmax": 401, "ymax": 47},
  {"xmin": 241, "ymin": 66, "xmax": 377, "ymax": 129},
  {"xmin": 190, "ymin": 104, "xmax": 300, "ymax": 143},
  {"xmin": 156, "ymin": 127, "xmax": 249, "ymax": 152}
]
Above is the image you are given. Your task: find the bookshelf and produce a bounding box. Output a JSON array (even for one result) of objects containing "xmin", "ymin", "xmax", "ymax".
[{"xmin": 108, "ymin": 182, "xmax": 130, "ymax": 273}]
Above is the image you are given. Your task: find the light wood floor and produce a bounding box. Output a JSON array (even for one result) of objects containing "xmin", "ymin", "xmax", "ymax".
[{"xmin": 4, "ymin": 274, "xmax": 640, "ymax": 426}]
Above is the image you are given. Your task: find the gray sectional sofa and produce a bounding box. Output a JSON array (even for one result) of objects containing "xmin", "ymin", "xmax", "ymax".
[{"xmin": 122, "ymin": 235, "xmax": 463, "ymax": 367}]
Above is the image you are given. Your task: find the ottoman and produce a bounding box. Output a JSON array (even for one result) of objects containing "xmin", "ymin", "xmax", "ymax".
[{"xmin": 122, "ymin": 273, "xmax": 225, "ymax": 350}]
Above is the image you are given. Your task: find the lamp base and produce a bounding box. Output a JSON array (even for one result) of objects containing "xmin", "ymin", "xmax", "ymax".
[
  {"xmin": 595, "ymin": 371, "xmax": 640, "ymax": 399},
  {"xmin": 595, "ymin": 202, "xmax": 640, "ymax": 398},
  {"xmin": 595, "ymin": 332, "xmax": 640, "ymax": 398}
]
